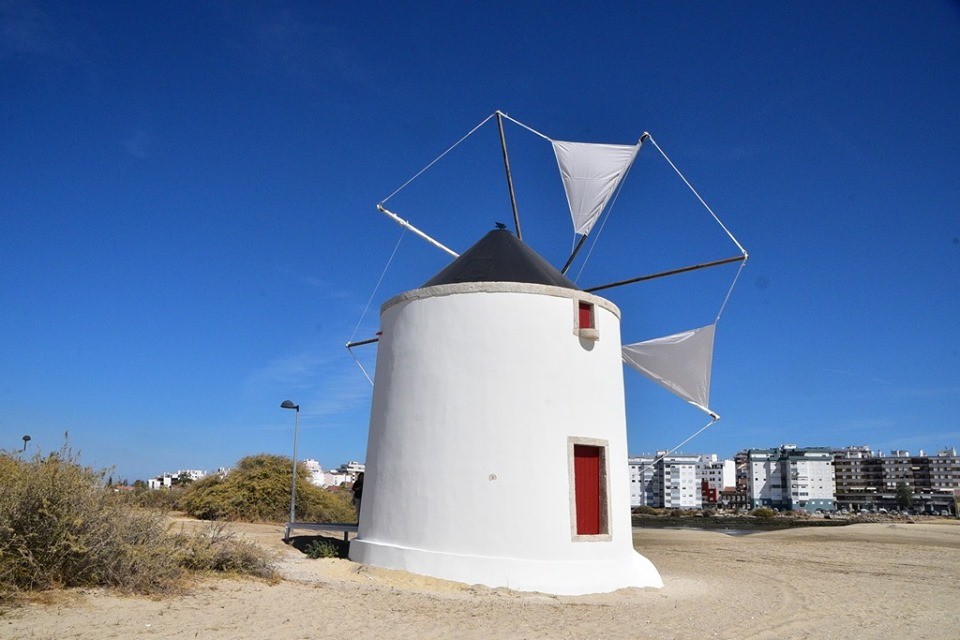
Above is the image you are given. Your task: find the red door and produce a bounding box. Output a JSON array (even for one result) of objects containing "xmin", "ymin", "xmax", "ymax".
[{"xmin": 574, "ymin": 445, "xmax": 602, "ymax": 535}]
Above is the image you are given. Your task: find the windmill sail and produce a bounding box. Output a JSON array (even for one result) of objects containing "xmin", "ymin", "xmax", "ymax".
[
  {"xmin": 552, "ymin": 140, "xmax": 640, "ymax": 236},
  {"xmin": 366, "ymin": 111, "xmax": 746, "ymax": 429},
  {"xmin": 621, "ymin": 324, "xmax": 717, "ymax": 418}
]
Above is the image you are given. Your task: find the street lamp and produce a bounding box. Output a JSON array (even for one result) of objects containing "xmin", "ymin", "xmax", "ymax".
[
  {"xmin": 21, "ymin": 435, "xmax": 31, "ymax": 452},
  {"xmin": 280, "ymin": 400, "xmax": 300, "ymax": 537}
]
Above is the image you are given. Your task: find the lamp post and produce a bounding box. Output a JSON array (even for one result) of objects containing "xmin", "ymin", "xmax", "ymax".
[
  {"xmin": 21, "ymin": 435, "xmax": 31, "ymax": 452},
  {"xmin": 280, "ymin": 400, "xmax": 300, "ymax": 538}
]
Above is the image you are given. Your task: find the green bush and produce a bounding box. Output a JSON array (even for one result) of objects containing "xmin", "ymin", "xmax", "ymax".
[
  {"xmin": 304, "ymin": 539, "xmax": 341, "ymax": 559},
  {"xmin": 0, "ymin": 448, "xmax": 276, "ymax": 604},
  {"xmin": 633, "ymin": 505, "xmax": 659, "ymax": 516},
  {"xmin": 750, "ymin": 507, "xmax": 776, "ymax": 519},
  {"xmin": 178, "ymin": 454, "xmax": 355, "ymax": 524}
]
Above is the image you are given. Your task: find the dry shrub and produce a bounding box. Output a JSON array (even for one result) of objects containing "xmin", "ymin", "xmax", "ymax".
[
  {"xmin": 178, "ymin": 454, "xmax": 355, "ymax": 524},
  {"xmin": 0, "ymin": 448, "xmax": 276, "ymax": 605},
  {"xmin": 172, "ymin": 522, "xmax": 276, "ymax": 578},
  {"xmin": 124, "ymin": 484, "xmax": 183, "ymax": 512},
  {"xmin": 750, "ymin": 507, "xmax": 776, "ymax": 519},
  {"xmin": 0, "ymin": 447, "xmax": 182, "ymax": 600}
]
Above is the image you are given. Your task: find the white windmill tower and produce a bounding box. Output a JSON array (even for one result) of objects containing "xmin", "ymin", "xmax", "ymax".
[
  {"xmin": 347, "ymin": 111, "xmax": 747, "ymax": 595},
  {"xmin": 348, "ymin": 227, "xmax": 663, "ymax": 594}
]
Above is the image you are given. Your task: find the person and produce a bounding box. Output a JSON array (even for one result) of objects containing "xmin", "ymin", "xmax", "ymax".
[{"xmin": 351, "ymin": 472, "xmax": 364, "ymax": 515}]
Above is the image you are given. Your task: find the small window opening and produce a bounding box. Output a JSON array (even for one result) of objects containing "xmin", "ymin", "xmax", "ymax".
[
  {"xmin": 578, "ymin": 301, "xmax": 594, "ymax": 329},
  {"xmin": 575, "ymin": 301, "xmax": 599, "ymax": 341}
]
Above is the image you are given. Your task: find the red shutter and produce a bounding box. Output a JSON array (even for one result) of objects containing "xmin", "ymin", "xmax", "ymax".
[{"xmin": 578, "ymin": 302, "xmax": 593, "ymax": 329}]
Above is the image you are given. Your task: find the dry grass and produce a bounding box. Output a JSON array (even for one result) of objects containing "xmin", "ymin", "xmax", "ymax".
[{"xmin": 0, "ymin": 448, "xmax": 276, "ymax": 607}]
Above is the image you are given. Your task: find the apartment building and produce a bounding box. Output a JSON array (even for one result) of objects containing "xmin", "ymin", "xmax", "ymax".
[
  {"xmin": 628, "ymin": 455, "xmax": 658, "ymax": 507},
  {"xmin": 747, "ymin": 445, "xmax": 835, "ymax": 512},
  {"xmin": 629, "ymin": 453, "xmax": 728, "ymax": 509},
  {"xmin": 700, "ymin": 454, "xmax": 736, "ymax": 506},
  {"xmin": 302, "ymin": 459, "xmax": 325, "ymax": 486},
  {"xmin": 626, "ymin": 443, "xmax": 958, "ymax": 515},
  {"xmin": 834, "ymin": 446, "xmax": 959, "ymax": 514},
  {"xmin": 336, "ymin": 461, "xmax": 366, "ymax": 475},
  {"xmin": 661, "ymin": 455, "xmax": 702, "ymax": 508}
]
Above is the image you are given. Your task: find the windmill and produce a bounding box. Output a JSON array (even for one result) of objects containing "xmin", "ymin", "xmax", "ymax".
[{"xmin": 346, "ymin": 111, "xmax": 747, "ymax": 594}]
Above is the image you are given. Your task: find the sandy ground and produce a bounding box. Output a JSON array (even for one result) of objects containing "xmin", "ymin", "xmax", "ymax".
[{"xmin": 3, "ymin": 519, "xmax": 958, "ymax": 639}]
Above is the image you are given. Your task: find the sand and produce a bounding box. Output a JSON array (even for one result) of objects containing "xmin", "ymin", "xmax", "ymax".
[{"xmin": 3, "ymin": 519, "xmax": 958, "ymax": 639}]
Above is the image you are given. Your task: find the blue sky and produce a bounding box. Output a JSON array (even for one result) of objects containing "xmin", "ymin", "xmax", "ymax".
[{"xmin": 1, "ymin": 1, "xmax": 958, "ymax": 481}]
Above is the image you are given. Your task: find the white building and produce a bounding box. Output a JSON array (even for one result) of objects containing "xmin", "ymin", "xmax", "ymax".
[
  {"xmin": 699, "ymin": 455, "xmax": 735, "ymax": 505},
  {"xmin": 321, "ymin": 471, "xmax": 353, "ymax": 487},
  {"xmin": 302, "ymin": 459, "xmax": 325, "ymax": 486},
  {"xmin": 748, "ymin": 445, "xmax": 835, "ymax": 512},
  {"xmin": 629, "ymin": 453, "xmax": 733, "ymax": 509},
  {"xmin": 336, "ymin": 461, "xmax": 365, "ymax": 475},
  {"xmin": 147, "ymin": 469, "xmax": 206, "ymax": 490},
  {"xmin": 299, "ymin": 459, "xmax": 364, "ymax": 487},
  {"xmin": 351, "ymin": 229, "xmax": 662, "ymax": 595},
  {"xmin": 660, "ymin": 455, "xmax": 702, "ymax": 509},
  {"xmin": 628, "ymin": 455, "xmax": 657, "ymax": 507}
]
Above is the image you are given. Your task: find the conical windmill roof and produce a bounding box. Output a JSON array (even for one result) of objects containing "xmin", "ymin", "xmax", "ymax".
[{"xmin": 422, "ymin": 228, "xmax": 580, "ymax": 290}]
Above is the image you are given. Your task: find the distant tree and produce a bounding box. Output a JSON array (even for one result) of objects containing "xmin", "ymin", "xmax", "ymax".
[
  {"xmin": 132, "ymin": 479, "xmax": 148, "ymax": 491},
  {"xmin": 895, "ymin": 482, "xmax": 914, "ymax": 510},
  {"xmin": 173, "ymin": 471, "xmax": 194, "ymax": 486}
]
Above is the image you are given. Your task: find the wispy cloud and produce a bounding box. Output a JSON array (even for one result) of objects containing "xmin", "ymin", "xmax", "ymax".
[
  {"xmin": 1, "ymin": 0, "xmax": 55, "ymax": 57},
  {"xmin": 245, "ymin": 350, "xmax": 329, "ymax": 392},
  {"xmin": 123, "ymin": 127, "xmax": 151, "ymax": 159},
  {"xmin": 0, "ymin": 1, "xmax": 82, "ymax": 63},
  {"xmin": 242, "ymin": 347, "xmax": 372, "ymax": 429},
  {"xmin": 211, "ymin": 2, "xmax": 369, "ymax": 91},
  {"xmin": 819, "ymin": 367, "xmax": 896, "ymax": 387},
  {"xmin": 892, "ymin": 386, "xmax": 960, "ymax": 401},
  {"xmin": 827, "ymin": 416, "xmax": 898, "ymax": 434}
]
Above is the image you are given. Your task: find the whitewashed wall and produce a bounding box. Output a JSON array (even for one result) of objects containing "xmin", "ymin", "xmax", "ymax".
[{"xmin": 349, "ymin": 282, "xmax": 662, "ymax": 594}]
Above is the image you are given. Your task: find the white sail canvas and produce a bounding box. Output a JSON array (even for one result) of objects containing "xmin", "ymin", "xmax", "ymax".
[
  {"xmin": 552, "ymin": 140, "xmax": 640, "ymax": 235},
  {"xmin": 622, "ymin": 324, "xmax": 716, "ymax": 416}
]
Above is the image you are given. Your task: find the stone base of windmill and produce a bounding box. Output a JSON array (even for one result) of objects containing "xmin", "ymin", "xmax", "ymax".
[{"xmin": 349, "ymin": 541, "xmax": 663, "ymax": 595}]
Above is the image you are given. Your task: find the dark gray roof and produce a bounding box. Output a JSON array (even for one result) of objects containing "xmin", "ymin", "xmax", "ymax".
[{"xmin": 422, "ymin": 229, "xmax": 580, "ymax": 290}]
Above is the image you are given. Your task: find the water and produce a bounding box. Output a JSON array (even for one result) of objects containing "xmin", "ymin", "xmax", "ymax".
[{"xmin": 639, "ymin": 525, "xmax": 765, "ymax": 536}]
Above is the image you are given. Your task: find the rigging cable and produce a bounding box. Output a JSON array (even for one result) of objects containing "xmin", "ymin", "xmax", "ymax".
[
  {"xmin": 346, "ymin": 228, "xmax": 407, "ymax": 386},
  {"xmin": 646, "ymin": 134, "xmax": 748, "ymax": 258},
  {"xmin": 622, "ymin": 135, "xmax": 749, "ymax": 453},
  {"xmin": 650, "ymin": 417, "xmax": 719, "ymax": 467},
  {"xmin": 715, "ymin": 256, "xmax": 747, "ymax": 323},
  {"xmin": 497, "ymin": 111, "xmax": 552, "ymax": 142},
  {"xmin": 380, "ymin": 112, "xmax": 497, "ymax": 205}
]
